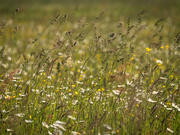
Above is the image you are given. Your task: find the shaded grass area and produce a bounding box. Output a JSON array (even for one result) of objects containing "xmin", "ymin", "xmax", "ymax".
[{"xmin": 0, "ymin": 0, "xmax": 180, "ymax": 25}]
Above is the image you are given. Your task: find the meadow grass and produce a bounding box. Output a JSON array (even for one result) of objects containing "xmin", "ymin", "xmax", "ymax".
[{"xmin": 0, "ymin": 0, "xmax": 180, "ymax": 134}]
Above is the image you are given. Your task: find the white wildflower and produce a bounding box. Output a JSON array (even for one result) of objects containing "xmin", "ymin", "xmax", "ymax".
[
  {"xmin": 53, "ymin": 123, "xmax": 66, "ymax": 131},
  {"xmin": 147, "ymin": 98, "xmax": 157, "ymax": 103},
  {"xmin": 57, "ymin": 52, "xmax": 63, "ymax": 56},
  {"xmin": 47, "ymin": 76, "xmax": 52, "ymax": 79},
  {"xmin": 160, "ymin": 77, "xmax": 167, "ymax": 80},
  {"xmin": 76, "ymin": 81, "xmax": 83, "ymax": 84},
  {"xmin": 47, "ymin": 86, "xmax": 54, "ymax": 88},
  {"xmin": 127, "ymin": 80, "xmax": 134, "ymax": 86},
  {"xmin": 42, "ymin": 121, "xmax": 49, "ymax": 128},
  {"xmin": 112, "ymin": 90, "xmax": 121, "ymax": 95},
  {"xmin": 166, "ymin": 108, "xmax": 173, "ymax": 111},
  {"xmin": 48, "ymin": 131, "xmax": 53, "ymax": 135},
  {"xmin": 68, "ymin": 115, "xmax": 76, "ymax": 120},
  {"xmin": 7, "ymin": 56, "xmax": 12, "ymax": 61},
  {"xmin": 89, "ymin": 101, "xmax": 93, "ymax": 105},
  {"xmin": 54, "ymin": 129, "xmax": 63, "ymax": 135},
  {"xmin": 135, "ymin": 99, "xmax": 143, "ymax": 103},
  {"xmin": 167, "ymin": 128, "xmax": 174, "ymax": 133},
  {"xmin": 103, "ymin": 124, "xmax": 112, "ymax": 130},
  {"xmin": 117, "ymin": 85, "xmax": 125, "ymax": 88},
  {"xmin": 71, "ymin": 131, "xmax": 81, "ymax": 135},
  {"xmin": 55, "ymin": 121, "xmax": 66, "ymax": 125},
  {"xmin": 25, "ymin": 120, "xmax": 33, "ymax": 123},
  {"xmin": 15, "ymin": 113, "xmax": 25, "ymax": 117},
  {"xmin": 172, "ymin": 103, "xmax": 180, "ymax": 111},
  {"xmin": 39, "ymin": 70, "xmax": 44, "ymax": 73},
  {"xmin": 26, "ymin": 81, "xmax": 31, "ymax": 84},
  {"xmin": 152, "ymin": 91, "xmax": 158, "ymax": 95},
  {"xmin": 156, "ymin": 59, "xmax": 163, "ymax": 64},
  {"xmin": 7, "ymin": 129, "xmax": 13, "ymax": 132}
]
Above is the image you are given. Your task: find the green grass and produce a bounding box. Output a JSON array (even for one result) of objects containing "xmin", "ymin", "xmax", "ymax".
[{"xmin": 0, "ymin": 0, "xmax": 180, "ymax": 134}]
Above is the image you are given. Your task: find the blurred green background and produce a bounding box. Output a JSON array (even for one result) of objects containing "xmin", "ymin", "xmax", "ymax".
[{"xmin": 0, "ymin": 0, "xmax": 180, "ymax": 27}]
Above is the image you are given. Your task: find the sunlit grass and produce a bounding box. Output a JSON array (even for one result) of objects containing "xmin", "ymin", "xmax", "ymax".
[{"xmin": 0, "ymin": 1, "xmax": 180, "ymax": 134}]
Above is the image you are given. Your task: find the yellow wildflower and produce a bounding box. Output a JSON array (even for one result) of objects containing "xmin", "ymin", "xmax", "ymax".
[
  {"xmin": 146, "ymin": 47, "xmax": 151, "ymax": 52},
  {"xmin": 130, "ymin": 57, "xmax": 134, "ymax": 60},
  {"xmin": 75, "ymin": 91, "xmax": 78, "ymax": 95}
]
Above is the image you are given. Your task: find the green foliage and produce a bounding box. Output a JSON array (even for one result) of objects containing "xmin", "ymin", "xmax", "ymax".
[{"xmin": 0, "ymin": 1, "xmax": 180, "ymax": 134}]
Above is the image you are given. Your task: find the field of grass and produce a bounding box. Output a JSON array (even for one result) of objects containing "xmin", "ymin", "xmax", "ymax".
[{"xmin": 0, "ymin": 0, "xmax": 180, "ymax": 134}]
